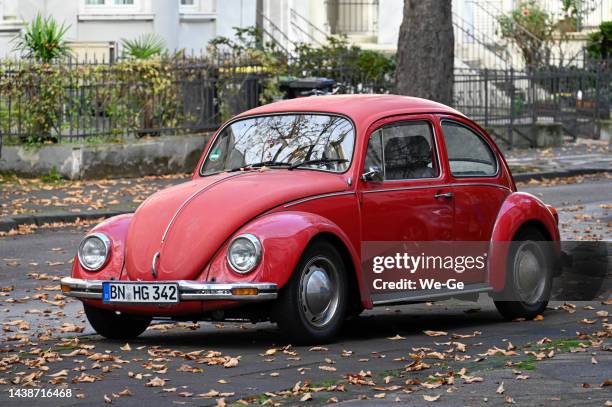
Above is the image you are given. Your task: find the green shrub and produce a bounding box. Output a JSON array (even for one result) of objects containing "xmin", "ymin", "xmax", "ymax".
[
  {"xmin": 587, "ymin": 21, "xmax": 612, "ymax": 60},
  {"xmin": 12, "ymin": 13, "xmax": 71, "ymax": 62},
  {"xmin": 121, "ymin": 34, "xmax": 166, "ymax": 60}
]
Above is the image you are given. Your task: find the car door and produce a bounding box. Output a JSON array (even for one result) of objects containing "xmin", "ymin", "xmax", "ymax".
[
  {"xmin": 359, "ymin": 116, "xmax": 454, "ymax": 303},
  {"xmin": 439, "ymin": 117, "xmax": 512, "ymax": 284}
]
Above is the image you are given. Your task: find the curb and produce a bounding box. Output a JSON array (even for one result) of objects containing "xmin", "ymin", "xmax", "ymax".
[
  {"xmin": 0, "ymin": 168, "xmax": 609, "ymax": 233},
  {"xmin": 513, "ymin": 168, "xmax": 610, "ymax": 183},
  {"xmin": 0, "ymin": 210, "xmax": 131, "ymax": 233}
]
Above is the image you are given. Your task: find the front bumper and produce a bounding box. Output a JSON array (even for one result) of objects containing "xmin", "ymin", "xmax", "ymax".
[{"xmin": 60, "ymin": 277, "xmax": 278, "ymax": 301}]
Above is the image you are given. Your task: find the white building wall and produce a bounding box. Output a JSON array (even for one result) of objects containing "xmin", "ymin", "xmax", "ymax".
[{"xmin": 0, "ymin": 0, "xmax": 256, "ymax": 59}]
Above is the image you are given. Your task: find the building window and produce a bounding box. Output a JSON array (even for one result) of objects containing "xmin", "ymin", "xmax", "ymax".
[
  {"xmin": 85, "ymin": 0, "xmax": 135, "ymax": 5},
  {"xmin": 83, "ymin": 0, "xmax": 138, "ymax": 10},
  {"xmin": 80, "ymin": 0, "xmax": 151, "ymax": 20},
  {"xmin": 179, "ymin": 0, "xmax": 216, "ymax": 16}
]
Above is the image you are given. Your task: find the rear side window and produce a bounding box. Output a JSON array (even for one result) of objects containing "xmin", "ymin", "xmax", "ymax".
[
  {"xmin": 441, "ymin": 121, "xmax": 497, "ymax": 177},
  {"xmin": 364, "ymin": 121, "xmax": 438, "ymax": 181}
]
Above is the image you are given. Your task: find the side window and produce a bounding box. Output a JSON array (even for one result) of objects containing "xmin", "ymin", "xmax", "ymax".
[
  {"xmin": 441, "ymin": 121, "xmax": 497, "ymax": 177},
  {"xmin": 364, "ymin": 121, "xmax": 438, "ymax": 181},
  {"xmin": 364, "ymin": 129, "xmax": 383, "ymax": 173}
]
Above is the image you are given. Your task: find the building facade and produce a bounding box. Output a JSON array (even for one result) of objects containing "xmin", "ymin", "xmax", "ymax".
[
  {"xmin": 0, "ymin": 0, "xmax": 610, "ymax": 68},
  {"xmin": 0, "ymin": 0, "xmax": 257, "ymax": 60}
]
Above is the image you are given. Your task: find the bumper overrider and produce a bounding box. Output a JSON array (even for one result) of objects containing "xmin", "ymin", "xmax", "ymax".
[{"xmin": 60, "ymin": 277, "xmax": 278, "ymax": 301}]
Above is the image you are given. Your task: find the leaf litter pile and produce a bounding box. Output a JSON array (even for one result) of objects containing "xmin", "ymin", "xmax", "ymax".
[
  {"xmin": 0, "ymin": 300, "xmax": 610, "ymax": 405},
  {"xmin": 0, "ymin": 173, "xmax": 189, "ymax": 218}
]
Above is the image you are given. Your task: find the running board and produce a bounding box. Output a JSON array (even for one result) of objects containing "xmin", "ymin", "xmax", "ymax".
[{"xmin": 371, "ymin": 283, "xmax": 493, "ymax": 306}]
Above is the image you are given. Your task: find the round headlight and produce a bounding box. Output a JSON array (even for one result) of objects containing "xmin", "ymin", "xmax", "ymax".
[
  {"xmin": 78, "ymin": 233, "xmax": 111, "ymax": 271},
  {"xmin": 227, "ymin": 234, "xmax": 262, "ymax": 274}
]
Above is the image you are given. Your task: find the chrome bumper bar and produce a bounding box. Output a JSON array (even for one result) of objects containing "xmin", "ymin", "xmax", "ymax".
[{"xmin": 60, "ymin": 277, "xmax": 278, "ymax": 301}]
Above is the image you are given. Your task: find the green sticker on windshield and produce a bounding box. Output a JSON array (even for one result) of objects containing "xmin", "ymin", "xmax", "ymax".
[{"xmin": 210, "ymin": 147, "xmax": 222, "ymax": 162}]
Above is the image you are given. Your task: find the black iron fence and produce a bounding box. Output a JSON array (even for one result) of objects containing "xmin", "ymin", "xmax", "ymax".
[
  {"xmin": 0, "ymin": 55, "xmax": 609, "ymax": 155},
  {"xmin": 0, "ymin": 58, "xmax": 265, "ymax": 146},
  {"xmin": 454, "ymin": 64, "xmax": 611, "ymax": 148}
]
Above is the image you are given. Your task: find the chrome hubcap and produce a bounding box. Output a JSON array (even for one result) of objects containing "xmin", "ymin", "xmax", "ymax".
[
  {"xmin": 299, "ymin": 256, "xmax": 339, "ymax": 328},
  {"xmin": 513, "ymin": 241, "xmax": 546, "ymax": 304}
]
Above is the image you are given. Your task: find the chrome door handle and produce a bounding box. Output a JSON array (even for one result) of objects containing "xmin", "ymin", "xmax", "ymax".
[{"xmin": 434, "ymin": 192, "xmax": 453, "ymax": 199}]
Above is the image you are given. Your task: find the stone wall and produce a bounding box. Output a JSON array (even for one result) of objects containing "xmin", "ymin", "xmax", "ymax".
[{"xmin": 0, "ymin": 134, "xmax": 210, "ymax": 180}]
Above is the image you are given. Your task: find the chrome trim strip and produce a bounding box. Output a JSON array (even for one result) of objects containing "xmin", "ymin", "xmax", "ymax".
[
  {"xmin": 362, "ymin": 183, "xmax": 511, "ymax": 195},
  {"xmin": 448, "ymin": 182, "xmax": 512, "ymax": 192},
  {"xmin": 283, "ymin": 191, "xmax": 355, "ymax": 207},
  {"xmin": 60, "ymin": 277, "xmax": 278, "ymax": 301},
  {"xmin": 363, "ymin": 184, "xmax": 442, "ymax": 194},
  {"xmin": 372, "ymin": 283, "xmax": 493, "ymax": 305},
  {"xmin": 161, "ymin": 172, "xmax": 245, "ymax": 243}
]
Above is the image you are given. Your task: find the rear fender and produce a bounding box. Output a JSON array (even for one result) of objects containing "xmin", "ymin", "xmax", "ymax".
[
  {"xmin": 205, "ymin": 211, "xmax": 369, "ymax": 307},
  {"xmin": 488, "ymin": 192, "xmax": 560, "ymax": 291}
]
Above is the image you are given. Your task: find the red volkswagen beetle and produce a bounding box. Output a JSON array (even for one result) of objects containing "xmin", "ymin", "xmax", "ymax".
[{"xmin": 61, "ymin": 95, "xmax": 560, "ymax": 343}]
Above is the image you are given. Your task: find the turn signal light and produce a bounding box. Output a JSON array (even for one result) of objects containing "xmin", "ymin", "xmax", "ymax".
[
  {"xmin": 60, "ymin": 284, "xmax": 71, "ymax": 293},
  {"xmin": 231, "ymin": 287, "xmax": 258, "ymax": 296}
]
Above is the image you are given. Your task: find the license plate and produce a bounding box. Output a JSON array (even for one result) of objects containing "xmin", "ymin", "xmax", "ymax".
[{"xmin": 102, "ymin": 282, "xmax": 179, "ymax": 304}]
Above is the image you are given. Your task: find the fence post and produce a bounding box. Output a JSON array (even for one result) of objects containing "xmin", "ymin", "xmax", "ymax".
[
  {"xmin": 484, "ymin": 68, "xmax": 489, "ymax": 128},
  {"xmin": 530, "ymin": 68, "xmax": 536, "ymax": 145},
  {"xmin": 595, "ymin": 63, "xmax": 601, "ymax": 139},
  {"xmin": 508, "ymin": 68, "xmax": 515, "ymax": 150}
]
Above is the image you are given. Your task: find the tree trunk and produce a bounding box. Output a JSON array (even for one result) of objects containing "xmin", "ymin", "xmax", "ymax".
[{"xmin": 395, "ymin": 0, "xmax": 454, "ymax": 106}]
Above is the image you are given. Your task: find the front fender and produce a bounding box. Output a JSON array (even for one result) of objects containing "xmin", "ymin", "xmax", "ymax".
[
  {"xmin": 488, "ymin": 192, "xmax": 560, "ymax": 291},
  {"xmin": 205, "ymin": 211, "xmax": 368, "ymax": 306},
  {"xmin": 71, "ymin": 214, "xmax": 133, "ymax": 281}
]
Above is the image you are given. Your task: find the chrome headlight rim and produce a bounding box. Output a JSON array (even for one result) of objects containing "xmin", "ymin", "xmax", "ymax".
[
  {"xmin": 227, "ymin": 233, "xmax": 262, "ymax": 274},
  {"xmin": 77, "ymin": 232, "xmax": 111, "ymax": 272}
]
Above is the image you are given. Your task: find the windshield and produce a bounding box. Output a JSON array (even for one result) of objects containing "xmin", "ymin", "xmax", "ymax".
[{"xmin": 200, "ymin": 114, "xmax": 354, "ymax": 175}]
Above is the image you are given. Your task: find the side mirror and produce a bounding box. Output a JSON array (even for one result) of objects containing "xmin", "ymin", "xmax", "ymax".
[{"xmin": 361, "ymin": 166, "xmax": 383, "ymax": 182}]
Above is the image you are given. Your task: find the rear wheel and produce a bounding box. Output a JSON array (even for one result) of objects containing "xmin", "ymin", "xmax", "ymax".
[
  {"xmin": 275, "ymin": 240, "xmax": 348, "ymax": 344},
  {"xmin": 84, "ymin": 304, "xmax": 151, "ymax": 340},
  {"xmin": 494, "ymin": 228, "xmax": 552, "ymax": 320}
]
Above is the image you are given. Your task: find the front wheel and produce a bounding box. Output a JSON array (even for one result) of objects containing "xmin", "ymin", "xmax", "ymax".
[
  {"xmin": 494, "ymin": 228, "xmax": 552, "ymax": 320},
  {"xmin": 84, "ymin": 304, "xmax": 151, "ymax": 340},
  {"xmin": 275, "ymin": 240, "xmax": 348, "ymax": 344}
]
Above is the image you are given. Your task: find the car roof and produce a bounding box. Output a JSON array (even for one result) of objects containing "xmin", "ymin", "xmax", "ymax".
[{"xmin": 236, "ymin": 94, "xmax": 466, "ymax": 126}]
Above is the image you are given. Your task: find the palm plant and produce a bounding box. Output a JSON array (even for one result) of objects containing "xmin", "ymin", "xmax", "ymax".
[
  {"xmin": 13, "ymin": 13, "xmax": 71, "ymax": 62},
  {"xmin": 121, "ymin": 34, "xmax": 166, "ymax": 59}
]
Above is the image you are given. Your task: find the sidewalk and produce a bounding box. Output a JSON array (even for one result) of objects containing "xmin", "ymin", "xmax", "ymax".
[{"xmin": 0, "ymin": 141, "xmax": 609, "ymax": 232}]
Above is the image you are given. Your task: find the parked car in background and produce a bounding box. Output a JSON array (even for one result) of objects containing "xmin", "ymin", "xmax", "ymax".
[{"xmin": 61, "ymin": 95, "xmax": 561, "ymax": 343}]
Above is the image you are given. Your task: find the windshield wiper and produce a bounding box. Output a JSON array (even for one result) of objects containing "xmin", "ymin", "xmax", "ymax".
[
  {"xmin": 289, "ymin": 158, "xmax": 348, "ymax": 170},
  {"xmin": 227, "ymin": 161, "xmax": 291, "ymax": 172}
]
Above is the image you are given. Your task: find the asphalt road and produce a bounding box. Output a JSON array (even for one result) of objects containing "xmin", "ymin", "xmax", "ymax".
[{"xmin": 0, "ymin": 177, "xmax": 610, "ymax": 406}]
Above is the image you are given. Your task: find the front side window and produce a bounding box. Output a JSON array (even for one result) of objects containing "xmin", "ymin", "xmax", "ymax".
[
  {"xmin": 364, "ymin": 121, "xmax": 438, "ymax": 181},
  {"xmin": 441, "ymin": 121, "xmax": 497, "ymax": 177},
  {"xmin": 201, "ymin": 114, "xmax": 354, "ymax": 175}
]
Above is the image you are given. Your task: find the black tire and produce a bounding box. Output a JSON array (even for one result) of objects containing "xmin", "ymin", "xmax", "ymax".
[
  {"xmin": 275, "ymin": 240, "xmax": 348, "ymax": 344},
  {"xmin": 494, "ymin": 228, "xmax": 552, "ymax": 320},
  {"xmin": 84, "ymin": 304, "xmax": 151, "ymax": 340}
]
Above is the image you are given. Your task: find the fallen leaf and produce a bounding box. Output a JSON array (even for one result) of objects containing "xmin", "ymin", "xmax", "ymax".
[
  {"xmin": 300, "ymin": 393, "xmax": 312, "ymax": 402},
  {"xmin": 496, "ymin": 382, "xmax": 505, "ymax": 394},
  {"xmin": 145, "ymin": 377, "xmax": 166, "ymax": 387},
  {"xmin": 424, "ymin": 330, "xmax": 447, "ymax": 337},
  {"xmin": 423, "ymin": 394, "xmax": 440, "ymax": 402}
]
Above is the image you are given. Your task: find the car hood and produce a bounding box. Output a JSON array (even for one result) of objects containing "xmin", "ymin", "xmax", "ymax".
[{"xmin": 124, "ymin": 170, "xmax": 349, "ymax": 281}]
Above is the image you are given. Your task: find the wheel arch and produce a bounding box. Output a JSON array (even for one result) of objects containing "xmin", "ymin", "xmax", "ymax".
[
  {"xmin": 306, "ymin": 232, "xmax": 364, "ymax": 313},
  {"xmin": 489, "ymin": 192, "xmax": 560, "ymax": 291}
]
